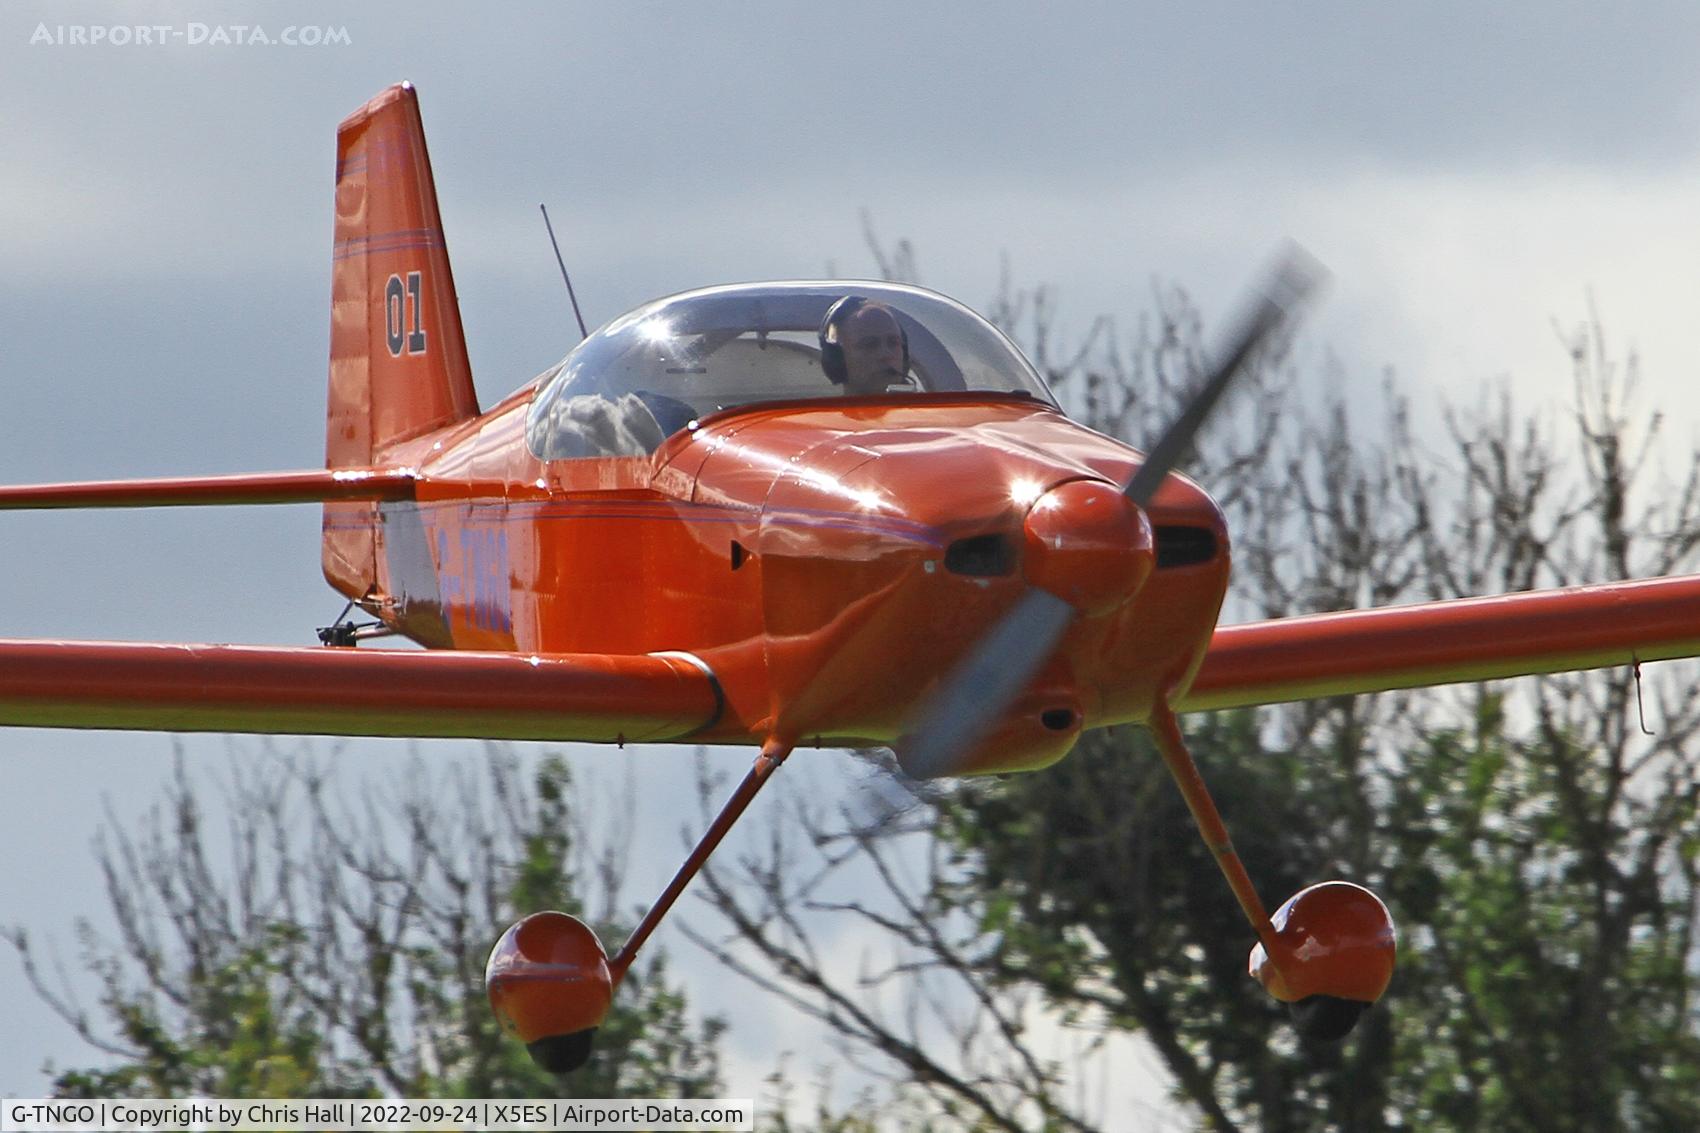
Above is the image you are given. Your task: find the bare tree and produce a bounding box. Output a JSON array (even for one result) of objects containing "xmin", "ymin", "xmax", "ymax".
[
  {"xmin": 8, "ymin": 743, "xmax": 725, "ymax": 1099},
  {"xmin": 685, "ymin": 281, "xmax": 1700, "ymax": 1129}
]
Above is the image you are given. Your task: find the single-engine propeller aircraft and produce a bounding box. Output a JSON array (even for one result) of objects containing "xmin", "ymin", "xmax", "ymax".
[{"xmin": 8, "ymin": 82, "xmax": 1700, "ymax": 1072}]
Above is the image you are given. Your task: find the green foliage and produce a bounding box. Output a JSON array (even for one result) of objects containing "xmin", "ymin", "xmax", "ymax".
[
  {"xmin": 927, "ymin": 684, "xmax": 1700, "ymax": 1131},
  {"xmin": 690, "ymin": 284, "xmax": 1700, "ymax": 1130},
  {"xmin": 1376, "ymin": 698, "xmax": 1700, "ymax": 1131},
  {"xmin": 53, "ymin": 932, "xmax": 346, "ymax": 1100},
  {"xmin": 15, "ymin": 748, "xmax": 724, "ymax": 1100},
  {"xmin": 931, "ymin": 713, "xmax": 1388, "ymax": 1131},
  {"xmin": 19, "ymin": 266, "xmax": 1700, "ymax": 1130}
]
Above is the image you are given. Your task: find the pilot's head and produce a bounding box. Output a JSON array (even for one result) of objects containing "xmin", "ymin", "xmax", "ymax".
[{"xmin": 820, "ymin": 296, "xmax": 909, "ymax": 396}]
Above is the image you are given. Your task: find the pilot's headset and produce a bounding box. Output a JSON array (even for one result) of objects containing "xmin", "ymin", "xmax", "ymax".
[{"xmin": 819, "ymin": 295, "xmax": 909, "ymax": 385}]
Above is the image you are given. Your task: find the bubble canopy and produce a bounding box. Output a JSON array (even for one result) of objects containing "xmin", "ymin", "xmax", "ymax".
[{"xmin": 525, "ymin": 281, "xmax": 1057, "ymax": 460}]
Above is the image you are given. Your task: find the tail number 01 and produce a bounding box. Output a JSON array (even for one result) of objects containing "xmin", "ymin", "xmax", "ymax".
[{"xmin": 385, "ymin": 271, "xmax": 428, "ymax": 357}]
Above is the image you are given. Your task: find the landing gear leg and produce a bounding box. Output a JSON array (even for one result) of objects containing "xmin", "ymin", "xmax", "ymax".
[
  {"xmin": 1147, "ymin": 703, "xmax": 1395, "ymax": 1040},
  {"xmin": 1147, "ymin": 703, "xmax": 1285, "ymax": 957},
  {"xmin": 609, "ymin": 735, "xmax": 794, "ymax": 983},
  {"xmin": 487, "ymin": 736, "xmax": 795, "ymax": 1072}
]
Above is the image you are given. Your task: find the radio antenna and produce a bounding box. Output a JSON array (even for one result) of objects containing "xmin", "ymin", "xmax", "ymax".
[{"xmin": 539, "ymin": 203, "xmax": 589, "ymax": 341}]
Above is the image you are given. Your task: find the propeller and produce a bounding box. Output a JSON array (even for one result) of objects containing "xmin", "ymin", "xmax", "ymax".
[{"xmin": 900, "ymin": 248, "xmax": 1322, "ymax": 779}]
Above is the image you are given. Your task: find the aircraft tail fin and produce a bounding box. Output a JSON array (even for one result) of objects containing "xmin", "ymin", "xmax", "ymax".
[
  {"xmin": 327, "ymin": 81, "xmax": 479, "ymax": 464},
  {"xmin": 325, "ymin": 82, "xmax": 479, "ymax": 597}
]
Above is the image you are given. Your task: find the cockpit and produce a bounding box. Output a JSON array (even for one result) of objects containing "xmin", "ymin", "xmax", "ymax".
[{"xmin": 525, "ymin": 281, "xmax": 1057, "ymax": 460}]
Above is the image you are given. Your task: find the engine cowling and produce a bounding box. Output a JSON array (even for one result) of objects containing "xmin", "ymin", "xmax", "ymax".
[{"xmin": 895, "ymin": 684, "xmax": 1082, "ymax": 777}]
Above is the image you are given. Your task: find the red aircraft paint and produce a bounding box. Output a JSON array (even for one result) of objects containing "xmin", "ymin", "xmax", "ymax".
[{"xmin": 4, "ymin": 81, "xmax": 1696, "ymax": 1064}]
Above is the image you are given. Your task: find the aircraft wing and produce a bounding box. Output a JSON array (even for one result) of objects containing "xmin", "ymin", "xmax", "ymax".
[
  {"xmin": 1177, "ymin": 573, "xmax": 1700, "ymax": 713},
  {"xmin": 0, "ymin": 468, "xmax": 415, "ymax": 509},
  {"xmin": 0, "ymin": 468, "xmax": 730, "ymax": 744},
  {"xmin": 0, "ymin": 641, "xmax": 721, "ymax": 743}
]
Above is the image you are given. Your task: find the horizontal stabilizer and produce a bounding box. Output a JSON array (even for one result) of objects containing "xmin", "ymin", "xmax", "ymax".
[
  {"xmin": 1179, "ymin": 573, "xmax": 1700, "ymax": 712},
  {"xmin": 0, "ymin": 641, "xmax": 721, "ymax": 743},
  {"xmin": 0, "ymin": 468, "xmax": 416, "ymax": 510}
]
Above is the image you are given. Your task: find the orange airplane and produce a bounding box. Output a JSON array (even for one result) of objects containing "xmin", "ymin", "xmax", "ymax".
[{"xmin": 7, "ymin": 82, "xmax": 1700, "ymax": 1072}]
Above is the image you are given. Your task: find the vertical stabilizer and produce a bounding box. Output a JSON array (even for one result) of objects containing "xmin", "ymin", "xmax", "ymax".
[{"xmin": 324, "ymin": 82, "xmax": 480, "ymax": 598}]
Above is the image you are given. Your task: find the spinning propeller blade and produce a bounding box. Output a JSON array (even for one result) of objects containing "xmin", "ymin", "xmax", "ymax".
[
  {"xmin": 900, "ymin": 249, "xmax": 1322, "ymax": 779},
  {"xmin": 1118, "ymin": 251, "xmax": 1321, "ymax": 509},
  {"xmin": 898, "ymin": 587, "xmax": 1076, "ymax": 777}
]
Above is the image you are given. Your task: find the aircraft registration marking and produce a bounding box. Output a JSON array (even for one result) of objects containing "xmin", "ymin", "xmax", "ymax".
[{"xmin": 436, "ymin": 522, "xmax": 512, "ymax": 634}]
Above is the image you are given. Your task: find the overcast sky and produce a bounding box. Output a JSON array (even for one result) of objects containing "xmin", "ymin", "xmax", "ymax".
[{"xmin": 5, "ymin": 1, "xmax": 1700, "ymax": 1116}]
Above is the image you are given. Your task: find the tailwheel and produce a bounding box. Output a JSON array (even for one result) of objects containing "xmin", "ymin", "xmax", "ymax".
[
  {"xmin": 1248, "ymin": 881, "xmax": 1397, "ymax": 1041},
  {"xmin": 485, "ymin": 911, "xmax": 614, "ymax": 1073}
]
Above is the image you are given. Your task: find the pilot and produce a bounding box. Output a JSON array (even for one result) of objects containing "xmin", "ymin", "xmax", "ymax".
[{"xmin": 819, "ymin": 296, "xmax": 915, "ymax": 396}]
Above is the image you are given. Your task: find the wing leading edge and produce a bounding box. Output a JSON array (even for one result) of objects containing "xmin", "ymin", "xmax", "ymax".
[
  {"xmin": 0, "ymin": 641, "xmax": 721, "ymax": 743},
  {"xmin": 0, "ymin": 468, "xmax": 415, "ymax": 509},
  {"xmin": 1177, "ymin": 573, "xmax": 1700, "ymax": 713}
]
